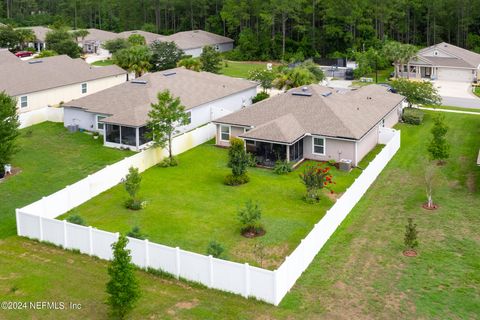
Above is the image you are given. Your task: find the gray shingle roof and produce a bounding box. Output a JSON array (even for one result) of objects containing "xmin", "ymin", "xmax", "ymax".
[
  {"xmin": 81, "ymin": 28, "xmax": 119, "ymax": 43},
  {"xmin": 215, "ymin": 85, "xmax": 405, "ymax": 143},
  {"xmin": 0, "ymin": 50, "xmax": 126, "ymax": 96},
  {"xmin": 414, "ymin": 42, "xmax": 480, "ymax": 68},
  {"xmin": 160, "ymin": 30, "xmax": 233, "ymax": 50},
  {"xmin": 15, "ymin": 26, "xmax": 51, "ymax": 42},
  {"xmin": 63, "ymin": 67, "xmax": 257, "ymax": 127},
  {"xmin": 118, "ymin": 30, "xmax": 164, "ymax": 45}
]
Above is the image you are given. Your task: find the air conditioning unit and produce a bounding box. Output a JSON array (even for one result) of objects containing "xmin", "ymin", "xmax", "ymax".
[
  {"xmin": 339, "ymin": 159, "xmax": 352, "ymax": 172},
  {"xmin": 67, "ymin": 124, "xmax": 79, "ymax": 133}
]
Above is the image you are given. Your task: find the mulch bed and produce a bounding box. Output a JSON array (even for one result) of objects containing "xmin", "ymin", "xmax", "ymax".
[
  {"xmin": 403, "ymin": 250, "xmax": 418, "ymax": 257},
  {"xmin": 422, "ymin": 203, "xmax": 439, "ymax": 210},
  {"xmin": 241, "ymin": 228, "xmax": 266, "ymax": 238},
  {"xmin": 0, "ymin": 167, "xmax": 21, "ymax": 183}
]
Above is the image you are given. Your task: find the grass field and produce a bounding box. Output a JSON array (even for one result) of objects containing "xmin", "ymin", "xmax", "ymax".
[
  {"xmin": 219, "ymin": 60, "xmax": 271, "ymax": 78},
  {"xmin": 91, "ymin": 59, "xmax": 115, "ymax": 67},
  {"xmin": 0, "ymin": 112, "xmax": 479, "ymax": 319},
  {"xmin": 352, "ymin": 67, "xmax": 393, "ymax": 87},
  {"xmin": 422, "ymin": 104, "xmax": 480, "ymax": 113},
  {"xmin": 59, "ymin": 141, "xmax": 373, "ymax": 268},
  {"xmin": 474, "ymin": 86, "xmax": 480, "ymax": 98}
]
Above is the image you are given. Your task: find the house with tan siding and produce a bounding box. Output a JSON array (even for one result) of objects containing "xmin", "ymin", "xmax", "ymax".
[{"xmin": 213, "ymin": 84, "xmax": 405, "ymax": 167}]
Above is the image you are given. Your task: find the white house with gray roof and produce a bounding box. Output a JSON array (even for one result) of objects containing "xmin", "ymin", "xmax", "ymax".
[
  {"xmin": 0, "ymin": 49, "xmax": 127, "ymax": 116},
  {"xmin": 397, "ymin": 42, "xmax": 480, "ymax": 82},
  {"xmin": 214, "ymin": 84, "xmax": 406, "ymax": 167},
  {"xmin": 63, "ymin": 67, "xmax": 257, "ymax": 151},
  {"xmin": 15, "ymin": 26, "xmax": 52, "ymax": 51},
  {"xmin": 161, "ymin": 30, "xmax": 234, "ymax": 57}
]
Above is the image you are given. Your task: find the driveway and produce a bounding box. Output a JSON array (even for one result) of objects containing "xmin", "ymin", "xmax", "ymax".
[{"xmin": 433, "ymin": 80, "xmax": 480, "ymax": 109}]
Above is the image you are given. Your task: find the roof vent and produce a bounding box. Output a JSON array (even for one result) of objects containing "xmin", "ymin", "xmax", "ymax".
[
  {"xmin": 163, "ymin": 71, "xmax": 176, "ymax": 76},
  {"xmin": 302, "ymin": 86, "xmax": 308, "ymax": 92},
  {"xmin": 292, "ymin": 91, "xmax": 312, "ymax": 97},
  {"xmin": 321, "ymin": 92, "xmax": 332, "ymax": 97},
  {"xmin": 28, "ymin": 60, "xmax": 43, "ymax": 64},
  {"xmin": 131, "ymin": 80, "xmax": 148, "ymax": 84}
]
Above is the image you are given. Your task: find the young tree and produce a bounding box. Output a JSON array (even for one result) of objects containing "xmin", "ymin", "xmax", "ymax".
[
  {"xmin": 72, "ymin": 29, "xmax": 89, "ymax": 43},
  {"xmin": 106, "ymin": 235, "xmax": 140, "ymax": 319},
  {"xmin": 404, "ymin": 218, "xmax": 419, "ymax": 254},
  {"xmin": 36, "ymin": 50, "xmax": 57, "ymax": 58},
  {"xmin": 102, "ymin": 38, "xmax": 130, "ymax": 54},
  {"xmin": 390, "ymin": 79, "xmax": 441, "ymax": 107},
  {"xmin": 383, "ymin": 41, "xmax": 418, "ymax": 78},
  {"xmin": 147, "ymin": 90, "xmax": 189, "ymax": 166},
  {"xmin": 200, "ymin": 45, "xmax": 222, "ymax": 73},
  {"xmin": 66, "ymin": 214, "xmax": 86, "ymax": 226},
  {"xmin": 237, "ymin": 200, "xmax": 263, "ymax": 236},
  {"xmin": 113, "ymin": 45, "xmax": 152, "ymax": 78},
  {"xmin": 177, "ymin": 57, "xmax": 201, "ymax": 71},
  {"xmin": 248, "ymin": 69, "xmax": 276, "ymax": 93},
  {"xmin": 427, "ymin": 114, "xmax": 449, "ymax": 164},
  {"xmin": 124, "ymin": 167, "xmax": 142, "ymax": 210},
  {"xmin": 150, "ymin": 40, "xmax": 184, "ymax": 71},
  {"xmin": 225, "ymin": 137, "xmax": 250, "ymax": 185},
  {"xmin": 0, "ymin": 92, "xmax": 20, "ymax": 178},
  {"xmin": 0, "ymin": 26, "xmax": 20, "ymax": 49},
  {"xmin": 424, "ymin": 163, "xmax": 437, "ymax": 209},
  {"xmin": 299, "ymin": 163, "xmax": 335, "ymax": 202},
  {"xmin": 45, "ymin": 29, "xmax": 81, "ymax": 58},
  {"xmin": 15, "ymin": 28, "xmax": 35, "ymax": 50},
  {"xmin": 127, "ymin": 34, "xmax": 146, "ymax": 46},
  {"xmin": 127, "ymin": 226, "xmax": 147, "ymax": 240},
  {"xmin": 206, "ymin": 240, "xmax": 224, "ymax": 258}
]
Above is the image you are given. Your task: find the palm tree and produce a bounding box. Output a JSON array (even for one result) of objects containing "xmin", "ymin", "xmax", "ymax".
[
  {"xmin": 72, "ymin": 29, "xmax": 89, "ymax": 43},
  {"xmin": 113, "ymin": 45, "xmax": 152, "ymax": 78},
  {"xmin": 16, "ymin": 28, "xmax": 35, "ymax": 50},
  {"xmin": 383, "ymin": 41, "xmax": 403, "ymax": 78},
  {"xmin": 402, "ymin": 44, "xmax": 419, "ymax": 79}
]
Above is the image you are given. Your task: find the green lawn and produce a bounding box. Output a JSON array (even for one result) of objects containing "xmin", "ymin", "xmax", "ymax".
[
  {"xmin": 352, "ymin": 67, "xmax": 393, "ymax": 86},
  {"xmin": 422, "ymin": 104, "xmax": 480, "ymax": 113},
  {"xmin": 91, "ymin": 59, "xmax": 114, "ymax": 67},
  {"xmin": 60, "ymin": 141, "xmax": 369, "ymax": 268},
  {"xmin": 219, "ymin": 60, "xmax": 271, "ymax": 78},
  {"xmin": 474, "ymin": 86, "xmax": 480, "ymax": 98},
  {"xmin": 0, "ymin": 113, "xmax": 479, "ymax": 319}
]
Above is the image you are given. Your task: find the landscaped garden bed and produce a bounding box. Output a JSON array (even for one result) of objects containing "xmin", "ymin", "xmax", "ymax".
[{"xmin": 60, "ymin": 140, "xmax": 381, "ymax": 269}]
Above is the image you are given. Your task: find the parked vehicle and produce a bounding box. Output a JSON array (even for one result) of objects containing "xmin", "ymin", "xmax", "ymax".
[
  {"xmin": 345, "ymin": 68, "xmax": 354, "ymax": 80},
  {"xmin": 15, "ymin": 51, "xmax": 33, "ymax": 58}
]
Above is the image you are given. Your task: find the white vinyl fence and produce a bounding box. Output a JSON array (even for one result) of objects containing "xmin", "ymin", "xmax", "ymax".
[
  {"xmin": 19, "ymin": 107, "xmax": 64, "ymax": 129},
  {"xmin": 16, "ymin": 125, "xmax": 400, "ymax": 306}
]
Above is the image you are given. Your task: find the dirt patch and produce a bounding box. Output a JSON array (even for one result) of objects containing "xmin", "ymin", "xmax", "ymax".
[
  {"xmin": 175, "ymin": 299, "xmax": 199, "ymax": 310},
  {"xmin": 466, "ymin": 172, "xmax": 476, "ymax": 193},
  {"xmin": 232, "ymin": 242, "xmax": 290, "ymax": 269},
  {"xmin": 325, "ymin": 191, "xmax": 342, "ymax": 201},
  {"xmin": 0, "ymin": 167, "xmax": 21, "ymax": 183},
  {"xmin": 403, "ymin": 250, "xmax": 417, "ymax": 257},
  {"xmin": 422, "ymin": 203, "xmax": 439, "ymax": 210},
  {"xmin": 241, "ymin": 227, "xmax": 266, "ymax": 238}
]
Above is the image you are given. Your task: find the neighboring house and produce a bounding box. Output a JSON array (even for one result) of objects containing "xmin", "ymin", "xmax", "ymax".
[
  {"xmin": 16, "ymin": 26, "xmax": 51, "ymax": 51},
  {"xmin": 118, "ymin": 30, "xmax": 164, "ymax": 45},
  {"xmin": 0, "ymin": 49, "xmax": 127, "ymax": 114},
  {"xmin": 63, "ymin": 67, "xmax": 257, "ymax": 151},
  {"xmin": 214, "ymin": 85, "xmax": 405, "ymax": 167},
  {"xmin": 78, "ymin": 28, "xmax": 119, "ymax": 54},
  {"xmin": 397, "ymin": 42, "xmax": 480, "ymax": 82},
  {"xmin": 161, "ymin": 30, "xmax": 234, "ymax": 57}
]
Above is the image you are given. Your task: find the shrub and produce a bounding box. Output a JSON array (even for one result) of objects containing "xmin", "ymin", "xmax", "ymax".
[
  {"xmin": 427, "ymin": 114, "xmax": 449, "ymax": 164},
  {"xmin": 158, "ymin": 157, "xmax": 178, "ymax": 167},
  {"xmin": 224, "ymin": 173, "xmax": 250, "ymax": 186},
  {"xmin": 299, "ymin": 163, "xmax": 335, "ymax": 203},
  {"xmin": 237, "ymin": 200, "xmax": 262, "ymax": 233},
  {"xmin": 273, "ymin": 160, "xmax": 293, "ymax": 175},
  {"xmin": 402, "ymin": 107, "xmax": 424, "ymax": 125},
  {"xmin": 247, "ymin": 152, "xmax": 257, "ymax": 167},
  {"xmin": 66, "ymin": 214, "xmax": 86, "ymax": 226},
  {"xmin": 404, "ymin": 218, "xmax": 419, "ymax": 251},
  {"xmin": 124, "ymin": 167, "xmax": 142, "ymax": 209},
  {"xmin": 127, "ymin": 226, "xmax": 147, "ymax": 240},
  {"xmin": 252, "ymin": 92, "xmax": 270, "ymax": 103},
  {"xmin": 124, "ymin": 199, "xmax": 145, "ymax": 211},
  {"xmin": 206, "ymin": 240, "xmax": 224, "ymax": 258}
]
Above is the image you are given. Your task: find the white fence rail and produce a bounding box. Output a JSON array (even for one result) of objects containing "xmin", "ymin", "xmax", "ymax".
[
  {"xmin": 16, "ymin": 125, "xmax": 400, "ymax": 306},
  {"xmin": 19, "ymin": 107, "xmax": 64, "ymax": 129}
]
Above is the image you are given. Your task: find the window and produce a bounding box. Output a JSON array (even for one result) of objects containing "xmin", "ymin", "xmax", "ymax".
[
  {"xmin": 245, "ymin": 139, "xmax": 255, "ymax": 145},
  {"xmin": 381, "ymin": 118, "xmax": 385, "ymax": 127},
  {"xmin": 81, "ymin": 83, "xmax": 87, "ymax": 94},
  {"xmin": 434, "ymin": 50, "xmax": 438, "ymax": 56},
  {"xmin": 96, "ymin": 115, "xmax": 106, "ymax": 131},
  {"xmin": 312, "ymin": 137, "xmax": 325, "ymax": 155},
  {"xmin": 220, "ymin": 125, "xmax": 230, "ymax": 141},
  {"xmin": 20, "ymin": 96, "xmax": 28, "ymax": 108},
  {"xmin": 185, "ymin": 111, "xmax": 191, "ymax": 125}
]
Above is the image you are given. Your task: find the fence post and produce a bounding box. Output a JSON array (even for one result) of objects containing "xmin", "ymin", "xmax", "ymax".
[
  {"xmin": 41, "ymin": 196, "xmax": 47, "ymax": 217},
  {"xmin": 65, "ymin": 185, "xmax": 71, "ymax": 210},
  {"xmin": 15, "ymin": 209, "xmax": 22, "ymax": 236},
  {"xmin": 145, "ymin": 239, "xmax": 149, "ymax": 269},
  {"xmin": 88, "ymin": 226, "xmax": 93, "ymax": 255},
  {"xmin": 63, "ymin": 220, "xmax": 68, "ymax": 248},
  {"xmin": 244, "ymin": 263, "xmax": 250, "ymax": 298},
  {"xmin": 175, "ymin": 247, "xmax": 180, "ymax": 279},
  {"xmin": 208, "ymin": 255, "xmax": 214, "ymax": 288},
  {"xmin": 273, "ymin": 269, "xmax": 279, "ymax": 306},
  {"xmin": 38, "ymin": 215, "xmax": 44, "ymax": 241}
]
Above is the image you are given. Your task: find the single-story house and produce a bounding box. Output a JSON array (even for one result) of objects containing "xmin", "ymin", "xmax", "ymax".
[
  {"xmin": 63, "ymin": 67, "xmax": 258, "ymax": 151},
  {"xmin": 0, "ymin": 49, "xmax": 127, "ymax": 114},
  {"xmin": 161, "ymin": 30, "xmax": 234, "ymax": 57},
  {"xmin": 78, "ymin": 28, "xmax": 119, "ymax": 54},
  {"xmin": 214, "ymin": 84, "xmax": 406, "ymax": 167},
  {"xmin": 397, "ymin": 42, "xmax": 480, "ymax": 82},
  {"xmin": 16, "ymin": 26, "xmax": 51, "ymax": 51},
  {"xmin": 118, "ymin": 30, "xmax": 164, "ymax": 45}
]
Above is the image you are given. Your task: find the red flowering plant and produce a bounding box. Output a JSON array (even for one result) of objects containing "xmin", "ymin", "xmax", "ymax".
[{"xmin": 299, "ymin": 163, "xmax": 335, "ymax": 203}]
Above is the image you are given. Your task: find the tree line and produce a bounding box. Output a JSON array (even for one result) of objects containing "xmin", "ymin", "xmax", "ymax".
[{"xmin": 1, "ymin": 0, "xmax": 480, "ymax": 60}]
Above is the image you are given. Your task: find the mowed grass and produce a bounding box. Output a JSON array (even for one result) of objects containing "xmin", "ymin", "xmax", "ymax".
[
  {"xmin": 61, "ymin": 141, "xmax": 369, "ymax": 268},
  {"xmin": 0, "ymin": 122, "xmax": 132, "ymax": 238},
  {"xmin": 422, "ymin": 104, "xmax": 480, "ymax": 113},
  {"xmin": 219, "ymin": 60, "xmax": 271, "ymax": 78},
  {"xmin": 91, "ymin": 59, "xmax": 115, "ymax": 67},
  {"xmin": 0, "ymin": 112, "xmax": 479, "ymax": 319}
]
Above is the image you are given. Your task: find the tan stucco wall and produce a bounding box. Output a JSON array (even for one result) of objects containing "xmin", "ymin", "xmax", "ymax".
[
  {"xmin": 303, "ymin": 136, "xmax": 356, "ymax": 163},
  {"xmin": 215, "ymin": 124, "xmax": 245, "ymax": 147},
  {"xmin": 384, "ymin": 105, "xmax": 401, "ymax": 128},
  {"xmin": 15, "ymin": 74, "xmax": 127, "ymax": 113}
]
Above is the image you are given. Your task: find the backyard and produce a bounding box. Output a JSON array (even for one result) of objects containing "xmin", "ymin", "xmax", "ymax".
[
  {"xmin": 0, "ymin": 111, "xmax": 478, "ymax": 319},
  {"xmin": 219, "ymin": 60, "xmax": 273, "ymax": 78},
  {"xmin": 59, "ymin": 140, "xmax": 376, "ymax": 269},
  {"xmin": 90, "ymin": 59, "xmax": 115, "ymax": 67}
]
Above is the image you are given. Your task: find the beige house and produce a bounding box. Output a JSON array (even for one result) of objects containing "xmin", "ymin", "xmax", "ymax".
[
  {"xmin": 397, "ymin": 42, "xmax": 480, "ymax": 82},
  {"xmin": 15, "ymin": 26, "xmax": 52, "ymax": 51},
  {"xmin": 214, "ymin": 84, "xmax": 405, "ymax": 167},
  {"xmin": 0, "ymin": 49, "xmax": 127, "ymax": 114},
  {"xmin": 161, "ymin": 30, "xmax": 234, "ymax": 57},
  {"xmin": 118, "ymin": 30, "xmax": 164, "ymax": 45}
]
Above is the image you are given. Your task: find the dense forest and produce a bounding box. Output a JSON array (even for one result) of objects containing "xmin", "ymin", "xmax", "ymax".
[{"xmin": 1, "ymin": 0, "xmax": 480, "ymax": 60}]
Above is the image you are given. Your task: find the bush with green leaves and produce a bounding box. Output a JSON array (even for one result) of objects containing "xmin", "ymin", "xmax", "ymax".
[
  {"xmin": 402, "ymin": 107, "xmax": 424, "ymax": 125},
  {"xmin": 427, "ymin": 114, "xmax": 449, "ymax": 164},
  {"xmin": 273, "ymin": 160, "xmax": 293, "ymax": 175},
  {"xmin": 225, "ymin": 137, "xmax": 250, "ymax": 186},
  {"xmin": 404, "ymin": 218, "xmax": 419, "ymax": 251},
  {"xmin": 150, "ymin": 40, "xmax": 184, "ymax": 71},
  {"xmin": 158, "ymin": 156, "xmax": 178, "ymax": 167},
  {"xmin": 299, "ymin": 163, "xmax": 334, "ymax": 202},
  {"xmin": 102, "ymin": 38, "xmax": 130, "ymax": 54},
  {"xmin": 124, "ymin": 167, "xmax": 143, "ymax": 210},
  {"xmin": 66, "ymin": 214, "xmax": 86, "ymax": 226},
  {"xmin": 177, "ymin": 57, "xmax": 201, "ymax": 71},
  {"xmin": 390, "ymin": 79, "xmax": 441, "ymax": 107},
  {"xmin": 127, "ymin": 226, "xmax": 147, "ymax": 240},
  {"xmin": 45, "ymin": 29, "xmax": 81, "ymax": 58},
  {"xmin": 248, "ymin": 69, "xmax": 276, "ymax": 93},
  {"xmin": 237, "ymin": 200, "xmax": 263, "ymax": 234},
  {"xmin": 252, "ymin": 92, "xmax": 270, "ymax": 103},
  {"xmin": 200, "ymin": 45, "xmax": 222, "ymax": 73},
  {"xmin": 0, "ymin": 92, "xmax": 20, "ymax": 176},
  {"xmin": 247, "ymin": 152, "xmax": 257, "ymax": 167},
  {"xmin": 206, "ymin": 240, "xmax": 225, "ymax": 258}
]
